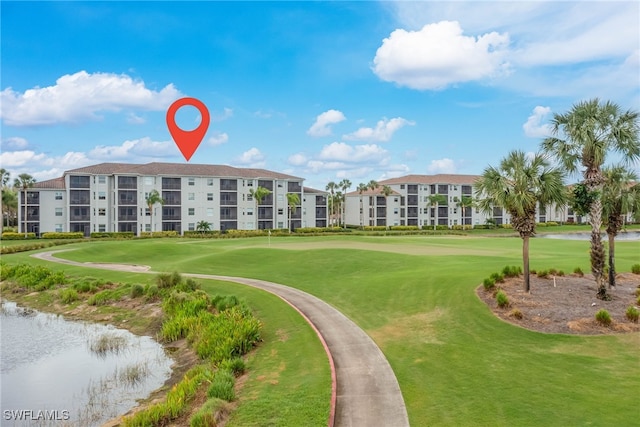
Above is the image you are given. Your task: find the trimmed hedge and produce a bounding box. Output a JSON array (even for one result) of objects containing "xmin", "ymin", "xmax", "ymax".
[
  {"xmin": 294, "ymin": 227, "xmax": 352, "ymax": 234},
  {"xmin": 42, "ymin": 232, "xmax": 84, "ymax": 239},
  {"xmin": 140, "ymin": 231, "xmax": 179, "ymax": 238},
  {"xmin": 1, "ymin": 232, "xmax": 37, "ymax": 240},
  {"xmin": 90, "ymin": 232, "xmax": 135, "ymax": 239}
]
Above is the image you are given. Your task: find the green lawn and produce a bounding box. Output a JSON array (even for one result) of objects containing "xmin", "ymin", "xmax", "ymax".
[{"xmin": 3, "ymin": 235, "xmax": 639, "ymax": 426}]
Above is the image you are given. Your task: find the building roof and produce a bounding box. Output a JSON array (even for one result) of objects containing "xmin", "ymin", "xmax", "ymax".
[
  {"xmin": 64, "ymin": 162, "xmax": 303, "ymax": 180},
  {"xmin": 346, "ymin": 186, "xmax": 402, "ymax": 197},
  {"xmin": 379, "ymin": 174, "xmax": 482, "ymax": 186},
  {"xmin": 32, "ymin": 177, "xmax": 65, "ymax": 189},
  {"xmin": 303, "ymin": 186, "xmax": 328, "ymax": 194}
]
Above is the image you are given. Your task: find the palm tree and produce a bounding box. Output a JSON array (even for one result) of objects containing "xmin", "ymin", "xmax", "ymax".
[
  {"xmin": 339, "ymin": 179, "xmax": 351, "ymax": 228},
  {"xmin": 380, "ymin": 185, "xmax": 393, "ymax": 228},
  {"xmin": 457, "ymin": 195, "xmax": 474, "ymax": 227},
  {"xmin": 326, "ymin": 181, "xmax": 338, "ymax": 226},
  {"xmin": 0, "ymin": 168, "xmax": 10, "ymax": 234},
  {"xmin": 286, "ymin": 192, "xmax": 301, "ymax": 232},
  {"xmin": 2, "ymin": 190, "xmax": 17, "ymax": 228},
  {"xmin": 602, "ymin": 166, "xmax": 640, "ymax": 288},
  {"xmin": 145, "ymin": 189, "xmax": 164, "ymax": 234},
  {"xmin": 542, "ymin": 99, "xmax": 639, "ymax": 298},
  {"xmin": 475, "ymin": 151, "xmax": 566, "ymax": 292},
  {"xmin": 249, "ymin": 186, "xmax": 272, "ymax": 230},
  {"xmin": 14, "ymin": 173, "xmax": 36, "ymax": 238},
  {"xmin": 366, "ymin": 180, "xmax": 378, "ymax": 226},
  {"xmin": 357, "ymin": 183, "xmax": 368, "ymax": 228},
  {"xmin": 196, "ymin": 220, "xmax": 211, "ymax": 234},
  {"xmin": 427, "ymin": 194, "xmax": 447, "ymax": 231}
]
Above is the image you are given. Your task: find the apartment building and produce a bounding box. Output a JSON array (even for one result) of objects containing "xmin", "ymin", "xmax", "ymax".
[
  {"xmin": 344, "ymin": 174, "xmax": 574, "ymax": 228},
  {"xmin": 18, "ymin": 162, "xmax": 328, "ymax": 236}
]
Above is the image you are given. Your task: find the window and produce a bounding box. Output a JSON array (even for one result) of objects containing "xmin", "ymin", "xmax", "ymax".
[
  {"xmin": 145, "ymin": 224, "xmax": 151, "ymax": 232},
  {"xmin": 247, "ymin": 208, "xmax": 254, "ymax": 216},
  {"xmin": 206, "ymin": 208, "xmax": 214, "ymax": 217},
  {"xmin": 55, "ymin": 192, "xmax": 63, "ymax": 200},
  {"xmin": 55, "ymin": 208, "xmax": 63, "ymax": 216},
  {"xmin": 277, "ymin": 208, "xmax": 284, "ymax": 215},
  {"xmin": 188, "ymin": 223, "xmax": 195, "ymax": 231},
  {"xmin": 207, "ymin": 193, "xmax": 214, "ymax": 201},
  {"xmin": 207, "ymin": 178, "xmax": 214, "ymax": 186},
  {"xmin": 98, "ymin": 224, "xmax": 106, "ymax": 232},
  {"xmin": 394, "ymin": 208, "xmax": 399, "ymax": 214},
  {"xmin": 98, "ymin": 208, "xmax": 106, "ymax": 216},
  {"xmin": 188, "ymin": 192, "xmax": 195, "ymax": 200},
  {"xmin": 98, "ymin": 191, "xmax": 106, "ymax": 200},
  {"xmin": 188, "ymin": 208, "xmax": 195, "ymax": 216},
  {"xmin": 55, "ymin": 224, "xmax": 63, "ymax": 232},
  {"xmin": 247, "ymin": 193, "xmax": 253, "ymax": 201},
  {"xmin": 188, "ymin": 178, "xmax": 195, "ymax": 186},
  {"xmin": 247, "ymin": 180, "xmax": 253, "ymax": 187},
  {"xmin": 98, "ymin": 176, "xmax": 106, "ymax": 184},
  {"xmin": 145, "ymin": 208, "xmax": 150, "ymax": 216},
  {"xmin": 400, "ymin": 184, "xmax": 405, "ymax": 189},
  {"xmin": 277, "ymin": 194, "xmax": 283, "ymax": 202}
]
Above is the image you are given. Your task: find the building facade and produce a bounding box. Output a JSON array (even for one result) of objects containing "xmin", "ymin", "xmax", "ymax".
[
  {"xmin": 19, "ymin": 162, "xmax": 328, "ymax": 236},
  {"xmin": 344, "ymin": 174, "xmax": 576, "ymax": 228}
]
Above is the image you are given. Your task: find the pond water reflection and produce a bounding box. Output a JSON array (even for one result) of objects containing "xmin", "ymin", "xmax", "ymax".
[{"xmin": 1, "ymin": 301, "xmax": 172, "ymax": 427}]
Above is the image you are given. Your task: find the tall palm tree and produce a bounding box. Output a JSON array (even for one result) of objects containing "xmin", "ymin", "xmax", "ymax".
[
  {"xmin": 542, "ymin": 99, "xmax": 639, "ymax": 298},
  {"xmin": 339, "ymin": 179, "xmax": 351, "ymax": 228},
  {"xmin": 14, "ymin": 173, "xmax": 36, "ymax": 238},
  {"xmin": 0, "ymin": 168, "xmax": 10, "ymax": 234},
  {"xmin": 357, "ymin": 183, "xmax": 368, "ymax": 228},
  {"xmin": 196, "ymin": 220, "xmax": 211, "ymax": 234},
  {"xmin": 367, "ymin": 180, "xmax": 378, "ymax": 226},
  {"xmin": 286, "ymin": 192, "xmax": 301, "ymax": 233},
  {"xmin": 145, "ymin": 189, "xmax": 164, "ymax": 234},
  {"xmin": 475, "ymin": 151, "xmax": 566, "ymax": 292},
  {"xmin": 602, "ymin": 166, "xmax": 640, "ymax": 288},
  {"xmin": 380, "ymin": 185, "xmax": 393, "ymax": 228},
  {"xmin": 427, "ymin": 194, "xmax": 447, "ymax": 231},
  {"xmin": 326, "ymin": 181, "xmax": 338, "ymax": 226},
  {"xmin": 249, "ymin": 186, "xmax": 272, "ymax": 230},
  {"xmin": 457, "ymin": 195, "xmax": 474, "ymax": 226}
]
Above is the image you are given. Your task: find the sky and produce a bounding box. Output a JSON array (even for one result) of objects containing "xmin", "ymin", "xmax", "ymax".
[{"xmin": 1, "ymin": 1, "xmax": 639, "ymax": 191}]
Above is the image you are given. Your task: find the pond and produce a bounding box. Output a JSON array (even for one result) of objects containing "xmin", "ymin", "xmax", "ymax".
[
  {"xmin": 1, "ymin": 301, "xmax": 173, "ymax": 426},
  {"xmin": 538, "ymin": 230, "xmax": 640, "ymax": 241}
]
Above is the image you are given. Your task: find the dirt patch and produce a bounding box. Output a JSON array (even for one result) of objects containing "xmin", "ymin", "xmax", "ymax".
[
  {"xmin": 476, "ymin": 273, "xmax": 640, "ymax": 335},
  {"xmin": 370, "ymin": 308, "xmax": 447, "ymax": 345}
]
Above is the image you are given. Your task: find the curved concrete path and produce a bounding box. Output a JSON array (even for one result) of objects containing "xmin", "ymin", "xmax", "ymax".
[{"xmin": 32, "ymin": 250, "xmax": 410, "ymax": 427}]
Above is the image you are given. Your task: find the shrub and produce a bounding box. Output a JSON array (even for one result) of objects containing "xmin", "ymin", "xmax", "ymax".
[
  {"xmin": 537, "ymin": 270, "xmax": 549, "ymax": 278},
  {"xmin": 146, "ymin": 284, "xmax": 160, "ymax": 300},
  {"xmin": 189, "ymin": 398, "xmax": 230, "ymax": 427},
  {"xmin": 548, "ymin": 268, "xmax": 558, "ymax": 276},
  {"xmin": 41, "ymin": 232, "xmax": 84, "ymax": 239},
  {"xmin": 631, "ymin": 264, "xmax": 640, "ymax": 274},
  {"xmin": 60, "ymin": 288, "xmax": 79, "ymax": 304},
  {"xmin": 130, "ymin": 284, "xmax": 145, "ymax": 298},
  {"xmin": 219, "ymin": 357, "xmax": 246, "ymax": 376},
  {"xmin": 207, "ymin": 370, "xmax": 236, "ymax": 402},
  {"xmin": 489, "ymin": 272, "xmax": 505, "ymax": 283},
  {"xmin": 635, "ymin": 287, "xmax": 640, "ymax": 297},
  {"xmin": 157, "ymin": 272, "xmax": 182, "ymax": 289},
  {"xmin": 90, "ymin": 232, "xmax": 135, "ymax": 239},
  {"xmin": 595, "ymin": 309, "xmax": 612, "ymax": 326},
  {"xmin": 1, "ymin": 232, "xmax": 36, "ymax": 240},
  {"xmin": 502, "ymin": 265, "xmax": 522, "ymax": 278},
  {"xmin": 625, "ymin": 306, "xmax": 639, "ymax": 323},
  {"xmin": 508, "ymin": 308, "xmax": 523, "ymax": 319},
  {"xmin": 140, "ymin": 231, "xmax": 179, "ymax": 238},
  {"xmin": 483, "ymin": 277, "xmax": 496, "ymax": 290},
  {"xmin": 573, "ymin": 267, "xmax": 584, "ymax": 277},
  {"xmin": 496, "ymin": 290, "xmax": 509, "ymax": 308},
  {"xmin": 557, "ymin": 270, "xmax": 565, "ymax": 277}
]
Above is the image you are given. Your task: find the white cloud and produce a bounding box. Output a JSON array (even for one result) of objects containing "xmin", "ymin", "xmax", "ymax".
[
  {"xmin": 208, "ymin": 132, "xmax": 229, "ymax": 146},
  {"xmin": 427, "ymin": 158, "xmax": 457, "ymax": 174},
  {"xmin": 318, "ymin": 142, "xmax": 388, "ymax": 163},
  {"xmin": 1, "ymin": 71, "xmax": 181, "ymax": 126},
  {"xmin": 0, "ymin": 150, "xmax": 47, "ymax": 167},
  {"xmin": 288, "ymin": 153, "xmax": 308, "ymax": 166},
  {"xmin": 372, "ymin": 21, "xmax": 510, "ymax": 90},
  {"xmin": 378, "ymin": 164, "xmax": 411, "ymax": 181},
  {"xmin": 126, "ymin": 113, "xmax": 146, "ymax": 124},
  {"xmin": 1, "ymin": 136, "xmax": 29, "ymax": 149},
  {"xmin": 89, "ymin": 137, "xmax": 176, "ymax": 160},
  {"xmin": 307, "ymin": 109, "xmax": 346, "ymax": 137},
  {"xmin": 523, "ymin": 106, "xmax": 552, "ymax": 138},
  {"xmin": 235, "ymin": 147, "xmax": 265, "ymax": 168},
  {"xmin": 212, "ymin": 107, "xmax": 233, "ymax": 122},
  {"xmin": 343, "ymin": 117, "xmax": 415, "ymax": 142}
]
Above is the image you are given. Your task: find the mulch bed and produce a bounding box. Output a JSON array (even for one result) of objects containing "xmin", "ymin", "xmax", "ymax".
[{"xmin": 477, "ymin": 273, "xmax": 640, "ymax": 335}]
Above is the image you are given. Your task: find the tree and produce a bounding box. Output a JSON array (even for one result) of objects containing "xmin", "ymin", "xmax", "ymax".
[
  {"xmin": 602, "ymin": 166, "xmax": 640, "ymax": 288},
  {"xmin": 475, "ymin": 151, "xmax": 566, "ymax": 292},
  {"xmin": 14, "ymin": 173, "xmax": 36, "ymax": 238},
  {"xmin": 339, "ymin": 179, "xmax": 351, "ymax": 228},
  {"xmin": 249, "ymin": 186, "xmax": 272, "ymax": 230},
  {"xmin": 357, "ymin": 183, "xmax": 368, "ymax": 228},
  {"xmin": 2, "ymin": 189, "xmax": 17, "ymax": 228},
  {"xmin": 380, "ymin": 185, "xmax": 393, "ymax": 228},
  {"xmin": 326, "ymin": 181, "xmax": 338, "ymax": 226},
  {"xmin": 457, "ymin": 195, "xmax": 474, "ymax": 226},
  {"xmin": 0, "ymin": 168, "xmax": 10, "ymax": 234},
  {"xmin": 145, "ymin": 189, "xmax": 164, "ymax": 234},
  {"xmin": 427, "ymin": 194, "xmax": 447, "ymax": 231},
  {"xmin": 367, "ymin": 180, "xmax": 378, "ymax": 226},
  {"xmin": 286, "ymin": 192, "xmax": 301, "ymax": 232},
  {"xmin": 541, "ymin": 99, "xmax": 639, "ymax": 299},
  {"xmin": 195, "ymin": 220, "xmax": 211, "ymax": 234}
]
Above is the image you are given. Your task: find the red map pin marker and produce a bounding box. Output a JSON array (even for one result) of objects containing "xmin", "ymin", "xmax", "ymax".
[{"xmin": 166, "ymin": 97, "xmax": 210, "ymax": 161}]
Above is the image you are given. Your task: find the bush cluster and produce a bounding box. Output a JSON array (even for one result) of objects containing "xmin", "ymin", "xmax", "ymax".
[
  {"xmin": 139, "ymin": 231, "xmax": 179, "ymax": 238},
  {"xmin": 594, "ymin": 309, "xmax": 612, "ymax": 326},
  {"xmin": 90, "ymin": 232, "xmax": 135, "ymax": 239},
  {"xmin": 41, "ymin": 232, "xmax": 84, "ymax": 239},
  {"xmin": 631, "ymin": 264, "xmax": 640, "ymax": 275},
  {"xmin": 1, "ymin": 232, "xmax": 36, "ymax": 240},
  {"xmin": 502, "ymin": 265, "xmax": 522, "ymax": 278},
  {"xmin": 0, "ymin": 263, "xmax": 65, "ymax": 290},
  {"xmin": 625, "ymin": 306, "xmax": 639, "ymax": 323},
  {"xmin": 496, "ymin": 290, "xmax": 509, "ymax": 308}
]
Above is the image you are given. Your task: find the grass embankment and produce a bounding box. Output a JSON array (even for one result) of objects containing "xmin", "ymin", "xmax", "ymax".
[
  {"xmin": 3, "ymin": 235, "xmax": 640, "ymax": 425},
  {"xmin": 0, "ymin": 263, "xmax": 324, "ymax": 426}
]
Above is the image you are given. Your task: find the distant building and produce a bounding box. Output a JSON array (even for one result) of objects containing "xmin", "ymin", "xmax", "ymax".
[{"xmin": 18, "ymin": 162, "xmax": 328, "ymax": 236}]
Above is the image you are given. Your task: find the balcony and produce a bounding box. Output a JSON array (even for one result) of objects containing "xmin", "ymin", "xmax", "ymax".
[{"xmin": 162, "ymin": 178, "xmax": 181, "ymax": 190}]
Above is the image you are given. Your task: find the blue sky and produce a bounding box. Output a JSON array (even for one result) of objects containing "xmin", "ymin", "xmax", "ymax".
[{"xmin": 1, "ymin": 1, "xmax": 638, "ymax": 190}]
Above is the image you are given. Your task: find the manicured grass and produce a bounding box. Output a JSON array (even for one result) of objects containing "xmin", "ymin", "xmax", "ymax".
[{"xmin": 4, "ymin": 235, "xmax": 639, "ymax": 425}]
